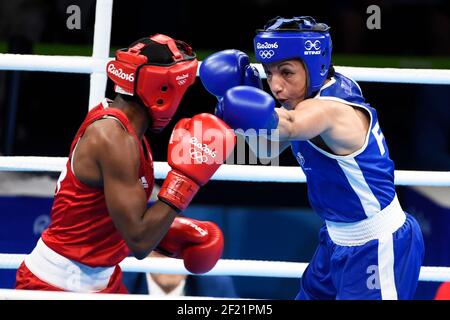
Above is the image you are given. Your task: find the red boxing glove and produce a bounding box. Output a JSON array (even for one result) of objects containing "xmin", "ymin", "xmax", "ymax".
[
  {"xmin": 158, "ymin": 113, "xmax": 236, "ymax": 212},
  {"xmin": 156, "ymin": 217, "xmax": 224, "ymax": 274}
]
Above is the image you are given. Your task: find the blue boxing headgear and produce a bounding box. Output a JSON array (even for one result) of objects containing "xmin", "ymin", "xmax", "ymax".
[{"xmin": 254, "ymin": 16, "xmax": 332, "ymax": 98}]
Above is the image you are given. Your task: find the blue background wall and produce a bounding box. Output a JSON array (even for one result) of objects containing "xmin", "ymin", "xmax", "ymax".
[
  {"xmin": 0, "ymin": 195, "xmax": 322, "ymax": 299},
  {"xmin": 0, "ymin": 196, "xmax": 53, "ymax": 289}
]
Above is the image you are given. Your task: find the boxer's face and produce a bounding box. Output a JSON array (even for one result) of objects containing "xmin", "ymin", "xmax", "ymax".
[{"xmin": 264, "ymin": 59, "xmax": 307, "ymax": 110}]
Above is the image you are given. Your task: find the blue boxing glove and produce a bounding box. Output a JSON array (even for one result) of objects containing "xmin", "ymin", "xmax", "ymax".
[
  {"xmin": 222, "ymin": 86, "xmax": 279, "ymax": 133},
  {"xmin": 199, "ymin": 49, "xmax": 262, "ymax": 117}
]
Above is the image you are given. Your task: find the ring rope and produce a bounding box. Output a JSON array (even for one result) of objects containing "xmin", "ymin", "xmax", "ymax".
[
  {"xmin": 1, "ymin": 53, "xmax": 450, "ymax": 84},
  {"xmin": 0, "ymin": 254, "xmax": 448, "ymax": 282},
  {"xmin": 1, "ymin": 156, "xmax": 450, "ymax": 186},
  {"xmin": 0, "ymin": 289, "xmax": 234, "ymax": 300}
]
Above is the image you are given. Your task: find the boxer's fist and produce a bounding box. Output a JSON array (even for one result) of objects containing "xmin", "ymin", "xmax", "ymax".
[
  {"xmin": 156, "ymin": 217, "xmax": 224, "ymax": 274},
  {"xmin": 199, "ymin": 49, "xmax": 262, "ymax": 117},
  {"xmin": 222, "ymin": 85, "xmax": 279, "ymax": 132},
  {"xmin": 158, "ymin": 114, "xmax": 236, "ymax": 212}
]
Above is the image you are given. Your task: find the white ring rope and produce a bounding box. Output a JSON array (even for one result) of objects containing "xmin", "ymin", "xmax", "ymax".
[
  {"xmin": 254, "ymin": 64, "xmax": 450, "ymax": 85},
  {"xmin": 0, "ymin": 254, "xmax": 449, "ymax": 282},
  {"xmin": 0, "ymin": 289, "xmax": 232, "ymax": 300},
  {"xmin": 1, "ymin": 53, "xmax": 450, "ymax": 84},
  {"xmin": 335, "ymin": 66, "xmax": 450, "ymax": 85},
  {"xmin": 0, "ymin": 54, "xmax": 104, "ymax": 74},
  {"xmin": 1, "ymin": 156, "xmax": 450, "ymax": 186}
]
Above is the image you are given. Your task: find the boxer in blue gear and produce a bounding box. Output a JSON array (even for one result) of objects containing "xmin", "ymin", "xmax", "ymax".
[{"xmin": 200, "ymin": 16, "xmax": 424, "ymax": 300}]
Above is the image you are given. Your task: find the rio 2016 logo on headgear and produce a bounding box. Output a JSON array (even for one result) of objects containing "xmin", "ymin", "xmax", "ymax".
[
  {"xmin": 304, "ymin": 40, "xmax": 321, "ymax": 55},
  {"xmin": 107, "ymin": 63, "xmax": 135, "ymax": 82},
  {"xmin": 256, "ymin": 42, "xmax": 278, "ymax": 60},
  {"xmin": 256, "ymin": 41, "xmax": 278, "ymax": 49}
]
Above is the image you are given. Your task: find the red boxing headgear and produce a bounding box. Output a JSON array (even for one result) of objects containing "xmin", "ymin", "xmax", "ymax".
[{"xmin": 106, "ymin": 34, "xmax": 198, "ymax": 132}]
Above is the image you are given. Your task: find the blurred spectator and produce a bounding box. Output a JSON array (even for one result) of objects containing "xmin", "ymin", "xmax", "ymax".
[{"xmin": 122, "ymin": 251, "xmax": 238, "ymax": 298}]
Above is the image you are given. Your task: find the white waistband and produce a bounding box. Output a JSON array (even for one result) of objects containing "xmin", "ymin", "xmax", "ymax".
[
  {"xmin": 325, "ymin": 196, "xmax": 406, "ymax": 246},
  {"xmin": 24, "ymin": 238, "xmax": 115, "ymax": 292}
]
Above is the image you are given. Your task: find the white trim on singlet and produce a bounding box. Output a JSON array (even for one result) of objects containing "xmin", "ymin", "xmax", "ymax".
[
  {"xmin": 101, "ymin": 98, "xmax": 110, "ymax": 108},
  {"xmin": 336, "ymin": 157, "xmax": 381, "ymax": 217},
  {"xmin": 70, "ymin": 137, "xmax": 81, "ymax": 174}
]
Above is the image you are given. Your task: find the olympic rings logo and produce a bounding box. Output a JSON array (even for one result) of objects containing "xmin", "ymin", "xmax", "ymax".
[
  {"xmin": 304, "ymin": 40, "xmax": 321, "ymax": 51},
  {"xmin": 189, "ymin": 137, "xmax": 217, "ymax": 163},
  {"xmin": 259, "ymin": 50, "xmax": 275, "ymax": 59},
  {"xmin": 189, "ymin": 147, "xmax": 208, "ymax": 163}
]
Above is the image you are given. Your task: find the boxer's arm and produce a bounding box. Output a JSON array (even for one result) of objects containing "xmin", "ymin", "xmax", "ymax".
[
  {"xmin": 243, "ymin": 134, "xmax": 290, "ymax": 160},
  {"xmin": 276, "ymin": 99, "xmax": 369, "ymax": 155},
  {"xmin": 91, "ymin": 123, "xmax": 177, "ymax": 259},
  {"xmin": 219, "ymin": 86, "xmax": 332, "ymax": 142},
  {"xmin": 275, "ymin": 99, "xmax": 332, "ymax": 141}
]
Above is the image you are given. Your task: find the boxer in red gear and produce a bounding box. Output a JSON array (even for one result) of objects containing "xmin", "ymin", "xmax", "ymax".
[{"xmin": 15, "ymin": 34, "xmax": 235, "ymax": 293}]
